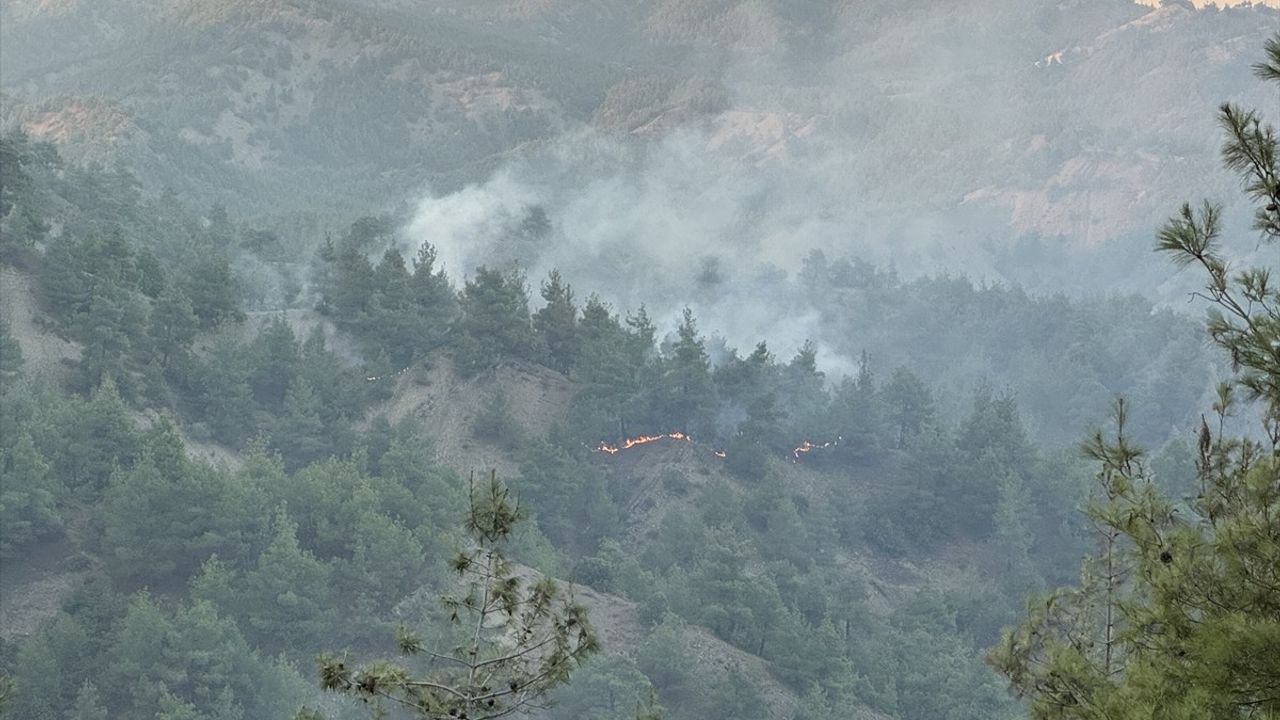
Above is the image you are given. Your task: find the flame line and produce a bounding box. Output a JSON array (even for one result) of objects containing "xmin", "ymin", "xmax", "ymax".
[
  {"xmin": 591, "ymin": 431, "xmax": 838, "ymax": 462},
  {"xmin": 594, "ymin": 431, "xmax": 692, "ymax": 455},
  {"xmin": 791, "ymin": 436, "xmax": 842, "ymax": 460},
  {"xmin": 366, "ymin": 366, "xmax": 411, "ymax": 382}
]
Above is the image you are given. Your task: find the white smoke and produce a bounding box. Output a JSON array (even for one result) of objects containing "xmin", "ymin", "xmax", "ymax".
[
  {"xmin": 399, "ymin": 128, "xmax": 1012, "ymax": 375},
  {"xmin": 397, "ymin": 3, "xmax": 1277, "ymax": 377}
]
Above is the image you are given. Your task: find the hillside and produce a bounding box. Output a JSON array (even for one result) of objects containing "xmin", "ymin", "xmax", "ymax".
[
  {"xmin": 367, "ymin": 356, "xmax": 576, "ymax": 479},
  {"xmin": 2, "ymin": 0, "xmax": 1276, "ymax": 296},
  {"xmin": 0, "ymin": 275, "xmax": 878, "ymax": 718},
  {"xmin": 0, "ymin": 267, "xmax": 79, "ymax": 382},
  {"xmin": 0, "ymin": 238, "xmax": 1052, "ymax": 719},
  {"xmin": 3, "ymin": 10, "xmax": 1277, "ymax": 720}
]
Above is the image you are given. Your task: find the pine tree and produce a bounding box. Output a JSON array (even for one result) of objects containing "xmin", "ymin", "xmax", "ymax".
[
  {"xmin": 988, "ymin": 35, "xmax": 1280, "ymax": 720},
  {"xmin": 317, "ymin": 473, "xmax": 598, "ymax": 719},
  {"xmin": 194, "ymin": 332, "xmax": 256, "ymax": 445},
  {"xmin": 329, "ymin": 243, "xmax": 377, "ymax": 322},
  {"xmin": 881, "ymin": 367, "xmax": 935, "ymax": 449},
  {"xmin": 409, "ymin": 241, "xmax": 458, "ymax": 354},
  {"xmin": 62, "ymin": 376, "xmax": 140, "ymax": 491},
  {"xmin": 250, "ymin": 318, "xmax": 301, "ymax": 408},
  {"xmin": 182, "ymin": 250, "xmax": 242, "ymax": 328},
  {"xmin": 660, "ymin": 307, "xmax": 715, "ymax": 435},
  {"xmin": 343, "ymin": 499, "xmax": 428, "ymax": 612},
  {"xmin": 636, "ymin": 613, "xmax": 695, "ymax": 692},
  {"xmin": 12, "ymin": 612, "xmax": 93, "ymax": 718},
  {"xmin": 0, "ymin": 133, "xmax": 34, "ymax": 219},
  {"xmin": 825, "ymin": 350, "xmax": 883, "ymax": 465},
  {"xmin": 76, "ymin": 284, "xmax": 146, "ymax": 394},
  {"xmin": 991, "ymin": 470, "xmax": 1040, "ymax": 598},
  {"xmin": 573, "ymin": 295, "xmax": 651, "ymax": 438},
  {"xmin": 0, "ymin": 319, "xmax": 23, "ymax": 381},
  {"xmin": 546, "ymin": 656, "xmax": 657, "ymax": 720},
  {"xmin": 455, "ymin": 267, "xmax": 538, "ymax": 375},
  {"xmin": 369, "ymin": 247, "xmax": 417, "ymax": 364},
  {"xmin": 273, "ymin": 376, "xmax": 329, "ymax": 471},
  {"xmin": 780, "ymin": 340, "xmax": 828, "ymax": 438},
  {"xmin": 103, "ymin": 441, "xmax": 256, "ymax": 583},
  {"xmin": 243, "ymin": 508, "xmax": 332, "ymax": 652},
  {"xmin": 533, "ymin": 269, "xmax": 579, "ymax": 374},
  {"xmin": 698, "ymin": 667, "xmax": 768, "ymax": 720},
  {"xmin": 40, "ymin": 235, "xmax": 93, "ymax": 323},
  {"xmin": 0, "ymin": 432, "xmax": 62, "ymax": 557},
  {"xmin": 68, "ymin": 682, "xmax": 108, "ymax": 720},
  {"xmin": 147, "ymin": 286, "xmax": 197, "ymax": 369}
]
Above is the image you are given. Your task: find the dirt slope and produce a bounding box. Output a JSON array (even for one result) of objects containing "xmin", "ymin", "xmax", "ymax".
[
  {"xmin": 366, "ymin": 355, "xmax": 576, "ymax": 479},
  {"xmin": 0, "ymin": 267, "xmax": 80, "ymax": 382}
]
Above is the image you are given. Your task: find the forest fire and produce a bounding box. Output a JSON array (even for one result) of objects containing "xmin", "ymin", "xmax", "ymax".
[
  {"xmin": 791, "ymin": 438, "xmax": 839, "ymax": 460},
  {"xmin": 592, "ymin": 431, "xmax": 837, "ymax": 462},
  {"xmin": 594, "ymin": 432, "xmax": 692, "ymax": 454},
  {"xmin": 365, "ymin": 366, "xmax": 410, "ymax": 382}
]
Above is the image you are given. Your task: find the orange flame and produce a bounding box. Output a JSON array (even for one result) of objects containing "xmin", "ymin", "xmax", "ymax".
[
  {"xmin": 595, "ymin": 431, "xmax": 693, "ymax": 455},
  {"xmin": 592, "ymin": 432, "xmax": 836, "ymax": 462},
  {"xmin": 792, "ymin": 437, "xmax": 841, "ymax": 460}
]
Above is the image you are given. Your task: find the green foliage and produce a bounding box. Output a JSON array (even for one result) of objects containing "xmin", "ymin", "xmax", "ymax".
[
  {"xmin": 534, "ymin": 269, "xmax": 580, "ymax": 374},
  {"xmin": 60, "ymin": 376, "xmax": 142, "ymax": 491},
  {"xmin": 250, "ymin": 319, "xmax": 302, "ymax": 407},
  {"xmin": 319, "ymin": 232, "xmax": 460, "ymax": 367},
  {"xmin": 0, "ymin": 432, "xmax": 62, "ymax": 558},
  {"xmin": 990, "ymin": 37, "xmax": 1280, "ymax": 719},
  {"xmin": 796, "ymin": 252, "xmax": 1211, "ymax": 445},
  {"xmin": 317, "ymin": 474, "xmax": 599, "ymax": 719},
  {"xmin": 697, "ymin": 667, "xmax": 768, "ymax": 720},
  {"xmin": 0, "ymin": 134, "xmax": 34, "ymax": 220},
  {"xmin": 409, "ymin": 242, "xmax": 460, "ymax": 352},
  {"xmin": 0, "ymin": 132, "xmax": 53, "ymax": 260},
  {"xmin": 635, "ymin": 614, "xmax": 695, "ymax": 693},
  {"xmin": 991, "ymin": 470, "xmax": 1041, "ymax": 600},
  {"xmin": 881, "ymin": 367, "xmax": 936, "ymax": 450},
  {"xmin": 272, "ymin": 377, "xmax": 331, "ymax": 471},
  {"xmin": 1, "ymin": 571, "xmax": 312, "ymax": 717},
  {"xmin": 68, "ymin": 682, "xmax": 108, "ymax": 720},
  {"xmin": 4, "ymin": 35, "xmax": 1270, "ymax": 720},
  {"xmin": 655, "ymin": 308, "xmax": 716, "ymax": 436},
  {"xmin": 472, "ymin": 389, "xmax": 524, "ymax": 451},
  {"xmin": 0, "ymin": 320, "xmax": 23, "ymax": 382},
  {"xmin": 516, "ymin": 435, "xmax": 617, "ymax": 550},
  {"xmin": 455, "ymin": 266, "xmax": 539, "ymax": 375},
  {"xmin": 102, "ymin": 424, "xmax": 267, "ymax": 583},
  {"xmin": 170, "ymin": 319, "xmax": 369, "ymax": 458},
  {"xmin": 341, "ymin": 504, "xmax": 428, "ymax": 613},
  {"xmin": 181, "ymin": 250, "xmax": 242, "ymax": 328},
  {"xmin": 76, "ymin": 285, "xmax": 148, "ymax": 393},
  {"xmin": 241, "ymin": 509, "xmax": 333, "ymax": 652},
  {"xmin": 991, "ymin": 403, "xmax": 1280, "ymax": 718},
  {"xmin": 8, "ymin": 612, "xmax": 93, "ymax": 719},
  {"xmin": 100, "ymin": 594, "xmax": 309, "ymax": 719},
  {"xmin": 547, "ymin": 655, "xmax": 658, "ymax": 720},
  {"xmin": 570, "ymin": 296, "xmax": 654, "ymax": 439},
  {"xmin": 147, "ymin": 286, "xmax": 198, "ymax": 369}
]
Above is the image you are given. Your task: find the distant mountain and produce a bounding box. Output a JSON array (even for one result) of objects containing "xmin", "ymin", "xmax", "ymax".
[
  {"xmin": 2, "ymin": 0, "xmax": 1276, "ymax": 290},
  {"xmin": 1, "ymin": 0, "xmax": 639, "ymax": 216}
]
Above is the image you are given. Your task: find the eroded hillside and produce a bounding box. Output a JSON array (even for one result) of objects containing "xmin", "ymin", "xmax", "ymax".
[{"xmin": 2, "ymin": 0, "xmax": 1276, "ymax": 272}]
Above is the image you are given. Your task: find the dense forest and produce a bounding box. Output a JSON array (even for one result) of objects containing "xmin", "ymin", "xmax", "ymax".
[
  {"xmin": 0, "ymin": 127, "xmax": 1101, "ymax": 718},
  {"xmin": 1, "ymin": 4, "xmax": 1278, "ymax": 720}
]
